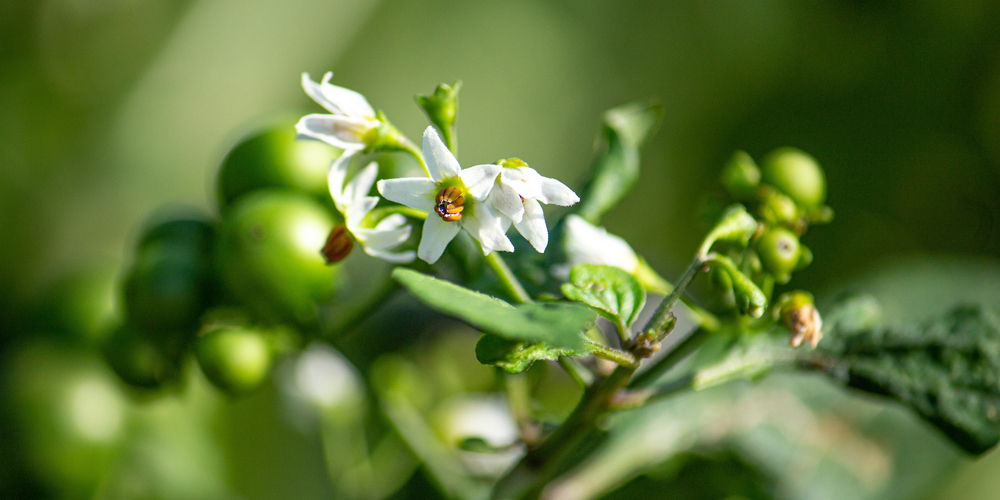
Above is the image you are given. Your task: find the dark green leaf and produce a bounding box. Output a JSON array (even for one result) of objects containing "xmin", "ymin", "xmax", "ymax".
[
  {"xmin": 816, "ymin": 300, "xmax": 1000, "ymax": 455},
  {"xmin": 561, "ymin": 264, "xmax": 646, "ymax": 336},
  {"xmin": 476, "ymin": 334, "xmax": 588, "ymax": 374},
  {"xmin": 393, "ymin": 268, "xmax": 594, "ymax": 351},
  {"xmin": 575, "ymin": 101, "xmax": 663, "ymax": 223}
]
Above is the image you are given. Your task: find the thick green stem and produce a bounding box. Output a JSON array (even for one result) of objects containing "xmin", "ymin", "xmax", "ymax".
[
  {"xmin": 583, "ymin": 338, "xmax": 638, "ymax": 368},
  {"xmin": 483, "ymin": 251, "xmax": 531, "ymax": 304},
  {"xmin": 640, "ymin": 256, "xmax": 705, "ymax": 341}
]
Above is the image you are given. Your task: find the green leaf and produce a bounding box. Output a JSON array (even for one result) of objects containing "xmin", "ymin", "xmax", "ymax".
[
  {"xmin": 475, "ymin": 334, "xmax": 587, "ymax": 374},
  {"xmin": 575, "ymin": 100, "xmax": 663, "ymax": 224},
  {"xmin": 707, "ymin": 255, "xmax": 766, "ymax": 317},
  {"xmin": 700, "ymin": 204, "xmax": 758, "ymax": 255},
  {"xmin": 816, "ymin": 300, "xmax": 1000, "ymax": 455},
  {"xmin": 692, "ymin": 330, "xmax": 795, "ymax": 391},
  {"xmin": 561, "ymin": 264, "xmax": 646, "ymax": 337},
  {"xmin": 392, "ymin": 268, "xmax": 594, "ymax": 351}
]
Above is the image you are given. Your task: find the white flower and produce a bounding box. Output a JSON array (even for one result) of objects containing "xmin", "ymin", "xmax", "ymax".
[
  {"xmin": 295, "ymin": 72, "xmax": 378, "ymax": 151},
  {"xmin": 377, "ymin": 127, "xmax": 512, "ymax": 264},
  {"xmin": 555, "ymin": 214, "xmax": 640, "ymax": 277},
  {"xmin": 486, "ymin": 159, "xmax": 579, "ymax": 253},
  {"xmin": 327, "ymin": 153, "xmax": 416, "ymax": 263}
]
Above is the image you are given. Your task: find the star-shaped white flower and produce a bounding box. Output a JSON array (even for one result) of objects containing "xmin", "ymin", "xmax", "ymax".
[
  {"xmin": 377, "ymin": 127, "xmax": 512, "ymax": 264},
  {"xmin": 486, "ymin": 159, "xmax": 579, "ymax": 253},
  {"xmin": 327, "ymin": 153, "xmax": 415, "ymax": 263},
  {"xmin": 296, "ymin": 72, "xmax": 378, "ymax": 151}
]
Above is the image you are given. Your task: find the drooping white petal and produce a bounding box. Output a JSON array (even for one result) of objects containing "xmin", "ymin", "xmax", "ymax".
[
  {"xmin": 327, "ymin": 152, "xmax": 354, "ymax": 210},
  {"xmin": 501, "ymin": 167, "xmax": 544, "ymax": 200},
  {"xmin": 372, "ymin": 213, "xmax": 409, "ymax": 231},
  {"xmin": 343, "ymin": 161, "xmax": 379, "ymax": 205},
  {"xmin": 354, "ymin": 224, "xmax": 411, "ymax": 250},
  {"xmin": 562, "ymin": 215, "xmax": 639, "ymax": 272},
  {"xmin": 463, "ymin": 202, "xmax": 514, "ymax": 254},
  {"xmin": 377, "ymin": 178, "xmax": 438, "ymax": 212},
  {"xmin": 538, "ymin": 177, "xmax": 580, "ymax": 206},
  {"xmin": 460, "ymin": 164, "xmax": 502, "ymax": 200},
  {"xmin": 302, "ymin": 73, "xmax": 343, "ymax": 115},
  {"xmin": 317, "ymin": 72, "xmax": 376, "ymax": 118},
  {"xmin": 487, "ymin": 182, "xmax": 525, "ymax": 223},
  {"xmin": 422, "ymin": 127, "xmax": 461, "ymax": 181},
  {"xmin": 514, "ymin": 198, "xmax": 548, "ymax": 252},
  {"xmin": 365, "ymin": 248, "xmax": 417, "ymax": 263},
  {"xmin": 345, "ymin": 196, "xmax": 378, "ymax": 228},
  {"xmin": 296, "ymin": 114, "xmax": 372, "ymax": 150},
  {"xmin": 418, "ymin": 215, "xmax": 462, "ymax": 264}
]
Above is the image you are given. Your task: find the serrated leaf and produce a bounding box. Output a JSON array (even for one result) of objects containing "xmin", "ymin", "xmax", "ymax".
[
  {"xmin": 393, "ymin": 268, "xmax": 594, "ymax": 351},
  {"xmin": 816, "ymin": 301, "xmax": 1000, "ymax": 455},
  {"xmin": 575, "ymin": 101, "xmax": 663, "ymax": 223},
  {"xmin": 475, "ymin": 334, "xmax": 588, "ymax": 374},
  {"xmin": 561, "ymin": 264, "xmax": 646, "ymax": 336}
]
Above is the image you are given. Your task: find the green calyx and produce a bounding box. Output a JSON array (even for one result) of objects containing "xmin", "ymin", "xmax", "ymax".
[
  {"xmin": 416, "ymin": 81, "xmax": 462, "ymax": 152},
  {"xmin": 498, "ymin": 158, "xmax": 528, "ymax": 169}
]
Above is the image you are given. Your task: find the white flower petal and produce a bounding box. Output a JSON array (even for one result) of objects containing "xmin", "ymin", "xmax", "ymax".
[
  {"xmin": 377, "ymin": 178, "xmax": 438, "ymax": 212},
  {"xmin": 539, "ymin": 177, "xmax": 580, "ymax": 206},
  {"xmin": 327, "ymin": 152, "xmax": 354, "ymax": 210},
  {"xmin": 317, "ymin": 72, "xmax": 376, "ymax": 118},
  {"xmin": 422, "ymin": 127, "xmax": 461, "ymax": 181},
  {"xmin": 365, "ymin": 248, "xmax": 417, "ymax": 263},
  {"xmin": 345, "ymin": 196, "xmax": 377, "ymax": 228},
  {"xmin": 514, "ymin": 198, "xmax": 548, "ymax": 252},
  {"xmin": 344, "ymin": 161, "xmax": 379, "ymax": 205},
  {"xmin": 488, "ymin": 181, "xmax": 525, "ymax": 223},
  {"xmin": 418, "ymin": 215, "xmax": 462, "ymax": 264},
  {"xmin": 354, "ymin": 224, "xmax": 411, "ymax": 250},
  {"xmin": 502, "ymin": 167, "xmax": 544, "ymax": 200},
  {"xmin": 460, "ymin": 164, "xmax": 502, "ymax": 200},
  {"xmin": 373, "ymin": 213, "xmax": 409, "ymax": 231},
  {"xmin": 302, "ymin": 73, "xmax": 343, "ymax": 115},
  {"xmin": 464, "ymin": 202, "xmax": 514, "ymax": 254},
  {"xmin": 296, "ymin": 114, "xmax": 371, "ymax": 150},
  {"xmin": 563, "ymin": 215, "xmax": 639, "ymax": 272}
]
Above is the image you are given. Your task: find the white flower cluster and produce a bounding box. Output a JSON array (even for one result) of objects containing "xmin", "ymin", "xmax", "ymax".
[{"xmin": 297, "ymin": 72, "xmax": 579, "ymax": 264}]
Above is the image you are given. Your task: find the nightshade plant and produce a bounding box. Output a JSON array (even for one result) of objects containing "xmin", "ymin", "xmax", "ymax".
[{"xmin": 104, "ymin": 73, "xmax": 1000, "ymax": 500}]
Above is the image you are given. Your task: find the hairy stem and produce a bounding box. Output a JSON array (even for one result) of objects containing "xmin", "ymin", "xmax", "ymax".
[{"xmin": 484, "ymin": 251, "xmax": 532, "ymax": 304}]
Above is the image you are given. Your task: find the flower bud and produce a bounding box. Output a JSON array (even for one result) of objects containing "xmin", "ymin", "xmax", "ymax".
[
  {"xmin": 720, "ymin": 150, "xmax": 760, "ymax": 201},
  {"xmin": 761, "ymin": 147, "xmax": 826, "ymax": 208},
  {"xmin": 777, "ymin": 291, "xmax": 823, "ymax": 348},
  {"xmin": 416, "ymin": 81, "xmax": 461, "ymax": 150}
]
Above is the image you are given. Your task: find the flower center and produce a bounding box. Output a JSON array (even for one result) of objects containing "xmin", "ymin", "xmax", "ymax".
[{"xmin": 435, "ymin": 186, "xmax": 465, "ymax": 222}]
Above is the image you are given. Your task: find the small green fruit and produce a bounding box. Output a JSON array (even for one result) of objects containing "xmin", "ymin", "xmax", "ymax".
[
  {"xmin": 760, "ymin": 147, "xmax": 826, "ymax": 208},
  {"xmin": 720, "ymin": 150, "xmax": 760, "ymax": 201},
  {"xmin": 196, "ymin": 326, "xmax": 272, "ymax": 395},
  {"xmin": 216, "ymin": 124, "xmax": 340, "ymax": 211},
  {"xmin": 102, "ymin": 325, "xmax": 185, "ymax": 390},
  {"xmin": 757, "ymin": 188, "xmax": 800, "ymax": 227},
  {"xmin": 755, "ymin": 227, "xmax": 801, "ymax": 283},
  {"xmin": 215, "ymin": 190, "xmax": 341, "ymax": 324}
]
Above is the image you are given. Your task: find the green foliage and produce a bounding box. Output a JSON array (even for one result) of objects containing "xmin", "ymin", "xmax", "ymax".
[
  {"xmin": 475, "ymin": 334, "xmax": 585, "ymax": 374},
  {"xmin": 561, "ymin": 264, "xmax": 646, "ymax": 338},
  {"xmin": 692, "ymin": 330, "xmax": 793, "ymax": 391},
  {"xmin": 575, "ymin": 101, "xmax": 663, "ymax": 223},
  {"xmin": 707, "ymin": 255, "xmax": 767, "ymax": 317},
  {"xmin": 392, "ymin": 268, "xmax": 595, "ymax": 351},
  {"xmin": 815, "ymin": 299, "xmax": 1000, "ymax": 455},
  {"xmin": 701, "ymin": 204, "xmax": 758, "ymax": 255}
]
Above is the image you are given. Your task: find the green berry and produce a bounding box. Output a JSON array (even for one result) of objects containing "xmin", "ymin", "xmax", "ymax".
[
  {"xmin": 761, "ymin": 147, "xmax": 826, "ymax": 208},
  {"xmin": 755, "ymin": 227, "xmax": 801, "ymax": 283},
  {"xmin": 102, "ymin": 325, "xmax": 185, "ymax": 390},
  {"xmin": 720, "ymin": 150, "xmax": 761, "ymax": 201},
  {"xmin": 216, "ymin": 124, "xmax": 340, "ymax": 212},
  {"xmin": 214, "ymin": 190, "xmax": 341, "ymax": 324},
  {"xmin": 196, "ymin": 326, "xmax": 272, "ymax": 395}
]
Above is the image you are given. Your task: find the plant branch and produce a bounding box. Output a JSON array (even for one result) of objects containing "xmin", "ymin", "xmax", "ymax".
[
  {"xmin": 583, "ymin": 338, "xmax": 638, "ymax": 368},
  {"xmin": 558, "ymin": 356, "xmax": 594, "ymax": 388},
  {"xmin": 483, "ymin": 251, "xmax": 531, "ymax": 304},
  {"xmin": 627, "ymin": 327, "xmax": 711, "ymax": 389}
]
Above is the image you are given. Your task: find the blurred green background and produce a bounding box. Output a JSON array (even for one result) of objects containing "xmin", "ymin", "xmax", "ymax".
[{"xmin": 2, "ymin": 0, "xmax": 1000, "ymax": 499}]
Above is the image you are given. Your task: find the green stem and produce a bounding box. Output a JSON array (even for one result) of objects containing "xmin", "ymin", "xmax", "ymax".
[
  {"xmin": 504, "ymin": 372, "xmax": 539, "ymax": 444},
  {"xmin": 583, "ymin": 338, "xmax": 638, "ymax": 368},
  {"xmin": 558, "ymin": 356, "xmax": 594, "ymax": 388},
  {"xmin": 627, "ymin": 327, "xmax": 711, "ymax": 389},
  {"xmin": 640, "ymin": 256, "xmax": 705, "ymax": 341},
  {"xmin": 483, "ymin": 251, "xmax": 531, "ymax": 304}
]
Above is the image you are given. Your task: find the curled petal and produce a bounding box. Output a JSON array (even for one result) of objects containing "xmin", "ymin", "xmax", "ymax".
[
  {"xmin": 463, "ymin": 202, "xmax": 514, "ymax": 254},
  {"xmin": 343, "ymin": 161, "xmax": 379, "ymax": 205},
  {"xmin": 327, "ymin": 152, "xmax": 354, "ymax": 210},
  {"xmin": 422, "ymin": 127, "xmax": 461, "ymax": 181},
  {"xmin": 460, "ymin": 164, "xmax": 502, "ymax": 200},
  {"xmin": 488, "ymin": 182, "xmax": 525, "ymax": 223},
  {"xmin": 539, "ymin": 177, "xmax": 580, "ymax": 206},
  {"xmin": 296, "ymin": 114, "xmax": 371, "ymax": 150},
  {"xmin": 344, "ymin": 196, "xmax": 378, "ymax": 229},
  {"xmin": 354, "ymin": 224, "xmax": 411, "ymax": 250},
  {"xmin": 418, "ymin": 214, "xmax": 462, "ymax": 264},
  {"xmin": 377, "ymin": 178, "xmax": 438, "ymax": 212},
  {"xmin": 514, "ymin": 198, "xmax": 548, "ymax": 252},
  {"xmin": 373, "ymin": 213, "xmax": 409, "ymax": 231},
  {"xmin": 302, "ymin": 72, "xmax": 375, "ymax": 118}
]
